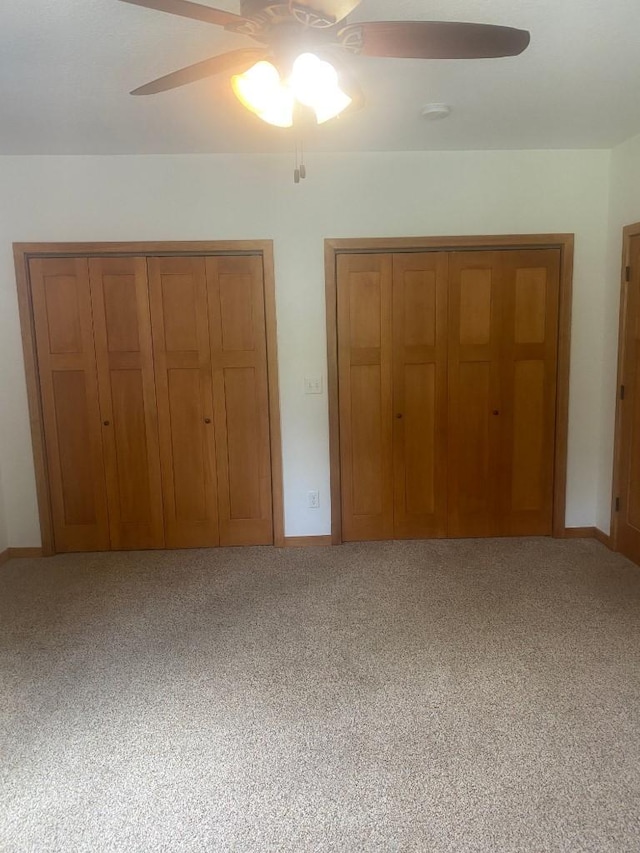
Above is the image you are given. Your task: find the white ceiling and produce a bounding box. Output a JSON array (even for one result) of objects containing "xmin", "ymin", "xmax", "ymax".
[{"xmin": 2, "ymin": 0, "xmax": 640, "ymax": 154}]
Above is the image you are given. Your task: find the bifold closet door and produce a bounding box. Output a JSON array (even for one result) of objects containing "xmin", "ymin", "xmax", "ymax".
[
  {"xmin": 448, "ymin": 249, "xmax": 560, "ymax": 537},
  {"xmin": 447, "ymin": 252, "xmax": 504, "ymax": 537},
  {"xmin": 337, "ymin": 254, "xmax": 394, "ymax": 541},
  {"xmin": 148, "ymin": 257, "xmax": 220, "ymax": 549},
  {"xmin": 338, "ymin": 247, "xmax": 561, "ymax": 542},
  {"xmin": 392, "ymin": 253, "xmax": 448, "ymax": 538},
  {"xmin": 337, "ymin": 252, "xmax": 448, "ymax": 541},
  {"xmin": 30, "ymin": 258, "xmax": 110, "ymax": 552},
  {"xmin": 88, "ymin": 257, "xmax": 164, "ymax": 550},
  {"xmin": 206, "ymin": 256, "xmax": 273, "ymax": 546},
  {"xmin": 499, "ymin": 249, "xmax": 560, "ymax": 535}
]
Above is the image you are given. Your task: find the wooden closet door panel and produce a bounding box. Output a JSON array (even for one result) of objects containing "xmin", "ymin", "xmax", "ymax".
[
  {"xmin": 88, "ymin": 257, "xmax": 164, "ymax": 550},
  {"xmin": 392, "ymin": 253, "xmax": 448, "ymax": 538},
  {"xmin": 448, "ymin": 252, "xmax": 503, "ymax": 537},
  {"xmin": 499, "ymin": 250, "xmax": 560, "ymax": 535},
  {"xmin": 206, "ymin": 256, "xmax": 273, "ymax": 546},
  {"xmin": 337, "ymin": 254, "xmax": 394, "ymax": 541},
  {"xmin": 30, "ymin": 258, "xmax": 110, "ymax": 552},
  {"xmin": 148, "ymin": 257, "xmax": 219, "ymax": 548}
]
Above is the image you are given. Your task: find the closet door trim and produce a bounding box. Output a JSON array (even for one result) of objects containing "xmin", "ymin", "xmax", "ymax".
[
  {"xmin": 325, "ymin": 234, "xmax": 574, "ymax": 544},
  {"xmin": 14, "ymin": 240, "xmax": 284, "ymax": 555}
]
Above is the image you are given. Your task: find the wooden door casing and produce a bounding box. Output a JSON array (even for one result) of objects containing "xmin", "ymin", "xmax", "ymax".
[
  {"xmin": 392, "ymin": 252, "xmax": 448, "ymax": 538},
  {"xmin": 88, "ymin": 257, "xmax": 165, "ymax": 550},
  {"xmin": 206, "ymin": 255, "xmax": 273, "ymax": 546},
  {"xmin": 616, "ymin": 234, "xmax": 640, "ymax": 563},
  {"xmin": 29, "ymin": 257, "xmax": 110, "ymax": 552},
  {"xmin": 148, "ymin": 257, "xmax": 220, "ymax": 549},
  {"xmin": 337, "ymin": 253, "xmax": 394, "ymax": 541}
]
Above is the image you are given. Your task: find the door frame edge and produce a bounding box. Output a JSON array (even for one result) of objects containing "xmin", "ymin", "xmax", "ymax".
[
  {"xmin": 13, "ymin": 240, "xmax": 285, "ymax": 554},
  {"xmin": 609, "ymin": 221, "xmax": 640, "ymax": 551},
  {"xmin": 324, "ymin": 233, "xmax": 575, "ymax": 544}
]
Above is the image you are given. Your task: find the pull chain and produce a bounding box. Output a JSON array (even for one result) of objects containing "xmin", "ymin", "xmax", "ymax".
[
  {"xmin": 300, "ymin": 140, "xmax": 306, "ymax": 179},
  {"xmin": 294, "ymin": 140, "xmax": 307, "ymax": 184}
]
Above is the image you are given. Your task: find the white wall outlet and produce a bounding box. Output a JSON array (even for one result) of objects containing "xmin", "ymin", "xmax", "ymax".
[
  {"xmin": 307, "ymin": 490, "xmax": 320, "ymax": 509},
  {"xmin": 304, "ymin": 376, "xmax": 323, "ymax": 395}
]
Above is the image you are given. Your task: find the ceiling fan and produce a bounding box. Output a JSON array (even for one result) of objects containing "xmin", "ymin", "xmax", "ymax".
[{"xmin": 120, "ymin": 0, "xmax": 530, "ymax": 128}]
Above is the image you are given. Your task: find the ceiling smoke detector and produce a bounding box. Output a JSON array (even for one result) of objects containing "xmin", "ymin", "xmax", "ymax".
[{"xmin": 421, "ymin": 103, "xmax": 452, "ymax": 121}]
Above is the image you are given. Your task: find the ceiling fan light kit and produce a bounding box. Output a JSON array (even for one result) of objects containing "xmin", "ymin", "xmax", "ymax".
[{"xmin": 121, "ymin": 0, "xmax": 530, "ymax": 129}]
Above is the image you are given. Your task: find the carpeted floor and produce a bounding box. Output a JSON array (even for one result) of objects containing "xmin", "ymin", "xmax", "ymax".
[{"xmin": 2, "ymin": 538, "xmax": 640, "ymax": 852}]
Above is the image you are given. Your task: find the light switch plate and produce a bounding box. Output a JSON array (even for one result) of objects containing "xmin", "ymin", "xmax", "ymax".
[{"xmin": 304, "ymin": 376, "xmax": 323, "ymax": 395}]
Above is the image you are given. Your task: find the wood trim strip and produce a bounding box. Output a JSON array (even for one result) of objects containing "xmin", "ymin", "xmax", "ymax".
[
  {"xmin": 262, "ymin": 245, "xmax": 285, "ymax": 548},
  {"xmin": 325, "ymin": 235, "xmax": 575, "ymax": 253},
  {"xmin": 0, "ymin": 547, "xmax": 44, "ymax": 563},
  {"xmin": 283, "ymin": 536, "xmax": 332, "ymax": 548},
  {"xmin": 563, "ymin": 527, "xmax": 612, "ymax": 549},
  {"xmin": 593, "ymin": 528, "xmax": 612, "ymax": 549},
  {"xmin": 563, "ymin": 527, "xmax": 597, "ymax": 538},
  {"xmin": 13, "ymin": 240, "xmax": 284, "ymax": 555},
  {"xmin": 610, "ymin": 221, "xmax": 640, "ymax": 551},
  {"xmin": 13, "ymin": 241, "xmax": 273, "ymax": 257},
  {"xmin": 552, "ymin": 235, "xmax": 574, "ymax": 538},
  {"xmin": 9, "ymin": 547, "xmax": 44, "ymax": 559},
  {"xmin": 13, "ymin": 247, "xmax": 55, "ymax": 556},
  {"xmin": 325, "ymin": 241, "xmax": 342, "ymax": 545},
  {"xmin": 325, "ymin": 234, "xmax": 575, "ymax": 544}
]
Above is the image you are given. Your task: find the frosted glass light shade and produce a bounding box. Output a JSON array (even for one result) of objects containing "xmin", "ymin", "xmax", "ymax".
[
  {"xmin": 290, "ymin": 53, "xmax": 352, "ymax": 124},
  {"xmin": 231, "ymin": 61, "xmax": 295, "ymax": 128},
  {"xmin": 232, "ymin": 53, "xmax": 352, "ymax": 128}
]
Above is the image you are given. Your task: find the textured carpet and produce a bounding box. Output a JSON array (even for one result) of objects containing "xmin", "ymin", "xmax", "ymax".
[{"xmin": 2, "ymin": 538, "xmax": 640, "ymax": 852}]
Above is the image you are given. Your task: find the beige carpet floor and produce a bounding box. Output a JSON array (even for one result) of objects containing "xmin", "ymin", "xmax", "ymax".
[{"xmin": 2, "ymin": 537, "xmax": 640, "ymax": 852}]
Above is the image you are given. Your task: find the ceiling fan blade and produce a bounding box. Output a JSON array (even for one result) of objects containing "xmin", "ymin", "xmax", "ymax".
[
  {"xmin": 290, "ymin": 0, "xmax": 362, "ymax": 25},
  {"xmin": 118, "ymin": 0, "xmax": 251, "ymax": 29},
  {"xmin": 341, "ymin": 21, "xmax": 530, "ymax": 59},
  {"xmin": 130, "ymin": 48, "xmax": 266, "ymax": 95}
]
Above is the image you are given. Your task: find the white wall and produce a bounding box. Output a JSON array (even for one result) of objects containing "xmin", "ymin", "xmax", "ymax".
[
  {"xmin": 0, "ymin": 150, "xmax": 610, "ymax": 546},
  {"xmin": 597, "ymin": 133, "xmax": 640, "ymax": 533}
]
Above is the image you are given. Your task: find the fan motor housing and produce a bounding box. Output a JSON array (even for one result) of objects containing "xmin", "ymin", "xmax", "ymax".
[
  {"xmin": 240, "ymin": 1, "xmax": 285, "ymax": 17},
  {"xmin": 238, "ymin": 1, "xmax": 337, "ymax": 30}
]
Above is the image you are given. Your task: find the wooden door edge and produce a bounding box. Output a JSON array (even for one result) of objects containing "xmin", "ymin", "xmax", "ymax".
[
  {"xmin": 326, "ymin": 234, "xmax": 575, "ymax": 545},
  {"xmin": 609, "ymin": 222, "xmax": 640, "ymax": 551},
  {"xmin": 13, "ymin": 240, "xmax": 284, "ymax": 554}
]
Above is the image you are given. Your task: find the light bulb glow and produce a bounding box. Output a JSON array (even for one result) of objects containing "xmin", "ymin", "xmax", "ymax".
[
  {"xmin": 231, "ymin": 54, "xmax": 352, "ymax": 128},
  {"xmin": 290, "ymin": 53, "xmax": 352, "ymax": 124},
  {"xmin": 231, "ymin": 61, "xmax": 294, "ymax": 128}
]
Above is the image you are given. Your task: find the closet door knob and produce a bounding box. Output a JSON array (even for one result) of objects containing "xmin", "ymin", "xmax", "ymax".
[
  {"xmin": 204, "ymin": 418, "xmax": 212, "ymax": 424},
  {"xmin": 103, "ymin": 420, "xmax": 110, "ymax": 426},
  {"xmin": 396, "ymin": 413, "xmax": 403, "ymax": 420},
  {"xmin": 492, "ymin": 410, "xmax": 500, "ymax": 416}
]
